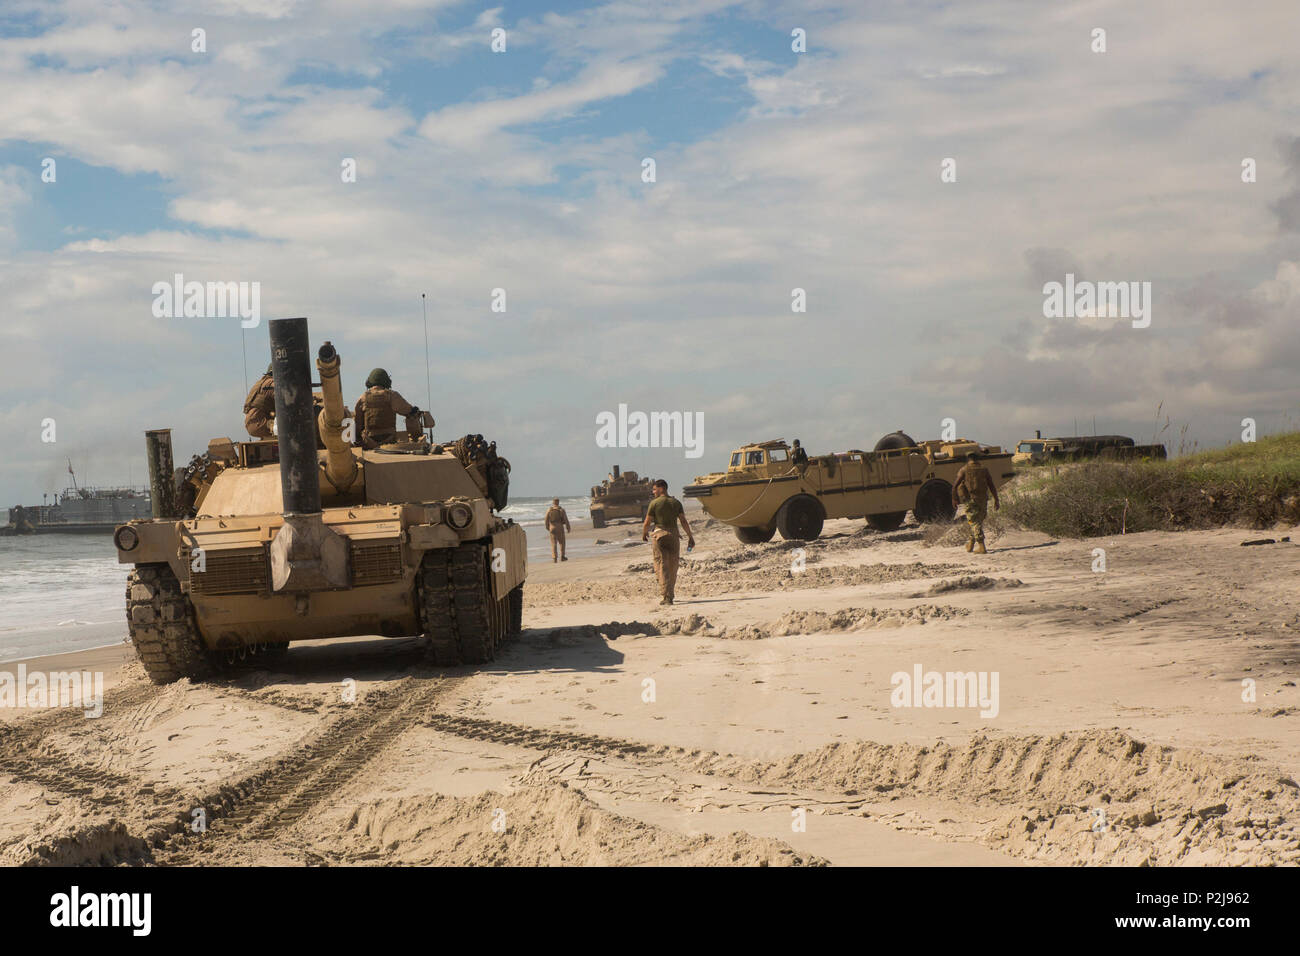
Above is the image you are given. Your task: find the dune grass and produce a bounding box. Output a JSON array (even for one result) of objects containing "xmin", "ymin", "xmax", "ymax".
[{"xmin": 1002, "ymin": 433, "xmax": 1300, "ymax": 537}]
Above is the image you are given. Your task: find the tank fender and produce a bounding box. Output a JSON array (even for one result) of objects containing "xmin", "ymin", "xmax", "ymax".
[{"xmin": 489, "ymin": 522, "xmax": 528, "ymax": 599}]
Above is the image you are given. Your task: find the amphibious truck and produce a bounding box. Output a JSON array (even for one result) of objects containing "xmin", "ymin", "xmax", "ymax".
[
  {"xmin": 589, "ymin": 465, "xmax": 652, "ymax": 529},
  {"xmin": 115, "ymin": 317, "xmax": 527, "ymax": 682},
  {"xmin": 683, "ymin": 431, "xmax": 1014, "ymax": 542}
]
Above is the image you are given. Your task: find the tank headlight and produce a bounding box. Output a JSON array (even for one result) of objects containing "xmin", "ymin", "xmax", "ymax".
[
  {"xmin": 445, "ymin": 503, "xmax": 474, "ymax": 530},
  {"xmin": 115, "ymin": 526, "xmax": 139, "ymax": 551}
]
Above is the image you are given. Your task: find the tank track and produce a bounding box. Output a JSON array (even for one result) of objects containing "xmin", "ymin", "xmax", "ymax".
[
  {"xmin": 419, "ymin": 543, "xmax": 521, "ymax": 666},
  {"xmin": 126, "ymin": 564, "xmax": 215, "ymax": 684}
]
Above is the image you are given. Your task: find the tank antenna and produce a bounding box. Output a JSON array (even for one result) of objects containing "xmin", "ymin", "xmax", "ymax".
[
  {"xmin": 240, "ymin": 324, "xmax": 250, "ymax": 396},
  {"xmin": 421, "ymin": 293, "xmax": 432, "ymax": 439}
]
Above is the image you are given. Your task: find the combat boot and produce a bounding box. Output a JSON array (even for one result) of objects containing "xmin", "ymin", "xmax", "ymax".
[
  {"xmin": 974, "ymin": 541, "xmax": 987, "ymax": 554},
  {"xmin": 965, "ymin": 538, "xmax": 974, "ymax": 552}
]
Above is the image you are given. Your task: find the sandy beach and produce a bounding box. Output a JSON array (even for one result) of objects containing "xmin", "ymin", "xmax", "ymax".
[{"xmin": 1, "ymin": 502, "xmax": 1297, "ymax": 866}]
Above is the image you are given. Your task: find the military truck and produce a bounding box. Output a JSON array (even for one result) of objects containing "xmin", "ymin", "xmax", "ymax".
[
  {"xmin": 683, "ymin": 431, "xmax": 1014, "ymax": 542},
  {"xmin": 114, "ymin": 317, "xmax": 526, "ymax": 682},
  {"xmin": 589, "ymin": 465, "xmax": 652, "ymax": 529},
  {"xmin": 1013, "ymin": 431, "xmax": 1166, "ymax": 465}
]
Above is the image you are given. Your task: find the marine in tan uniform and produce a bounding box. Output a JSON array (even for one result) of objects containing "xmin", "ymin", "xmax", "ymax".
[
  {"xmin": 952, "ymin": 451, "xmax": 1000, "ymax": 554},
  {"xmin": 544, "ymin": 498, "xmax": 571, "ymax": 562},
  {"xmin": 641, "ymin": 479, "xmax": 694, "ymax": 605},
  {"xmin": 243, "ymin": 364, "xmax": 276, "ymax": 439},
  {"xmin": 352, "ymin": 368, "xmax": 427, "ymax": 449}
]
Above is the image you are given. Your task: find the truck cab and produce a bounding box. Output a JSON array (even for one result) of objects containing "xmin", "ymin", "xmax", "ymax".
[{"xmin": 727, "ymin": 441, "xmax": 792, "ymax": 478}]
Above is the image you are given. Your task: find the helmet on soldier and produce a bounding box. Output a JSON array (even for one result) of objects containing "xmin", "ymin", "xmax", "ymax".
[{"xmin": 366, "ymin": 368, "xmax": 392, "ymax": 389}]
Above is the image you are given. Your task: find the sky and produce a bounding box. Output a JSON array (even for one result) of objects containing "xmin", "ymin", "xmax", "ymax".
[{"xmin": 1, "ymin": 0, "xmax": 1297, "ymax": 505}]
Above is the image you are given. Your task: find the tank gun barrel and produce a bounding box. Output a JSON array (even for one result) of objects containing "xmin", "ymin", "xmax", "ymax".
[{"xmin": 315, "ymin": 341, "xmax": 359, "ymax": 493}]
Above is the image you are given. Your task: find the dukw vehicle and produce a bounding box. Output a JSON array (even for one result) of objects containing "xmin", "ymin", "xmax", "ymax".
[
  {"xmin": 115, "ymin": 317, "xmax": 526, "ymax": 682},
  {"xmin": 684, "ymin": 431, "xmax": 1014, "ymax": 542},
  {"xmin": 589, "ymin": 465, "xmax": 653, "ymax": 528}
]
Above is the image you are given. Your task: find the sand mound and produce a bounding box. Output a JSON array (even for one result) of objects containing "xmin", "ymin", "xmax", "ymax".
[
  {"xmin": 329, "ymin": 782, "xmax": 821, "ymax": 866},
  {"xmin": 17, "ymin": 821, "xmax": 152, "ymax": 867},
  {"xmin": 916, "ymin": 575, "xmax": 1024, "ymax": 596},
  {"xmin": 545, "ymin": 622, "xmax": 659, "ymax": 644},
  {"xmin": 704, "ymin": 729, "xmax": 1300, "ymax": 865},
  {"xmin": 656, "ymin": 605, "xmax": 969, "ymax": 639},
  {"xmin": 540, "ymin": 560, "xmax": 970, "ymax": 607},
  {"xmin": 924, "ymin": 515, "xmax": 1010, "ymax": 548}
]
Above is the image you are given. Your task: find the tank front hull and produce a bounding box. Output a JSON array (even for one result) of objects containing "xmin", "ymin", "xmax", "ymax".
[{"xmin": 192, "ymin": 578, "xmax": 419, "ymax": 648}]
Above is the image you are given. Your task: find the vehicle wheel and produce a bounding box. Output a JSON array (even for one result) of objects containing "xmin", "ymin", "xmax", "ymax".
[
  {"xmin": 591, "ymin": 511, "xmax": 606, "ymax": 529},
  {"xmin": 775, "ymin": 495, "xmax": 825, "ymax": 541},
  {"xmin": 735, "ymin": 525, "xmax": 776, "ymax": 544},
  {"xmin": 873, "ymin": 431, "xmax": 916, "ymax": 452},
  {"xmin": 250, "ymin": 641, "xmax": 289, "ymax": 665},
  {"xmin": 865, "ymin": 511, "xmax": 906, "ymax": 532},
  {"xmin": 913, "ymin": 479, "xmax": 955, "ymax": 523},
  {"xmin": 126, "ymin": 564, "xmax": 215, "ymax": 684}
]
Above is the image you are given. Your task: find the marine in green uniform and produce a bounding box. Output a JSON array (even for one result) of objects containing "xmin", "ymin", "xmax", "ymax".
[{"xmin": 641, "ymin": 480, "xmax": 694, "ymax": 605}]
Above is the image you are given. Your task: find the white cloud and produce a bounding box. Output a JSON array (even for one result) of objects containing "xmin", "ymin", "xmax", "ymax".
[{"xmin": 1, "ymin": 0, "xmax": 1299, "ymax": 504}]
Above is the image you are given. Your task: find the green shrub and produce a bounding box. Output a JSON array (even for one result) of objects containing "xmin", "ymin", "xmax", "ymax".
[{"xmin": 1002, "ymin": 433, "xmax": 1300, "ymax": 537}]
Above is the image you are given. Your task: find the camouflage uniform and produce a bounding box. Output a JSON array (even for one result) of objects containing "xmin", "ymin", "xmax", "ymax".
[
  {"xmin": 952, "ymin": 458, "xmax": 997, "ymax": 552},
  {"xmin": 243, "ymin": 366, "xmax": 275, "ymax": 439}
]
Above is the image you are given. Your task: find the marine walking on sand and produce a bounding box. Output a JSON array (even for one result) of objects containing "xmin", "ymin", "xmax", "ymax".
[
  {"xmin": 545, "ymin": 498, "xmax": 571, "ymax": 562},
  {"xmin": 952, "ymin": 450, "xmax": 1000, "ymax": 554},
  {"xmin": 641, "ymin": 479, "xmax": 694, "ymax": 605}
]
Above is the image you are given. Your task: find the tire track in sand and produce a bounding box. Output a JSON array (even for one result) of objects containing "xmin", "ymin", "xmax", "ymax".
[
  {"xmin": 0, "ymin": 683, "xmax": 172, "ymax": 806},
  {"xmin": 156, "ymin": 675, "xmax": 467, "ymax": 863}
]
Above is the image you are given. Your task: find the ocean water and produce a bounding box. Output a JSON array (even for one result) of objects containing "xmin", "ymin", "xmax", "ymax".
[
  {"xmin": 0, "ymin": 534, "xmax": 128, "ymax": 663},
  {"xmin": 0, "ymin": 494, "xmax": 617, "ymax": 663}
]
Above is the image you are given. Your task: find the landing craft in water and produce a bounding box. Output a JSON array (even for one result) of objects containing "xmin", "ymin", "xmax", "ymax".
[{"xmin": 4, "ymin": 485, "xmax": 152, "ymax": 535}]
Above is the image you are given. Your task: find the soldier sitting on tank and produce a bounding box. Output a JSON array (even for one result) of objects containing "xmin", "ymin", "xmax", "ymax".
[
  {"xmin": 353, "ymin": 368, "xmax": 429, "ymax": 449},
  {"xmin": 243, "ymin": 363, "xmax": 276, "ymax": 439}
]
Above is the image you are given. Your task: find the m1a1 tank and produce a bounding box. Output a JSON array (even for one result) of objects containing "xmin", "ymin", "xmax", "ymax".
[
  {"xmin": 588, "ymin": 465, "xmax": 652, "ymax": 529},
  {"xmin": 114, "ymin": 316, "xmax": 527, "ymax": 682}
]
